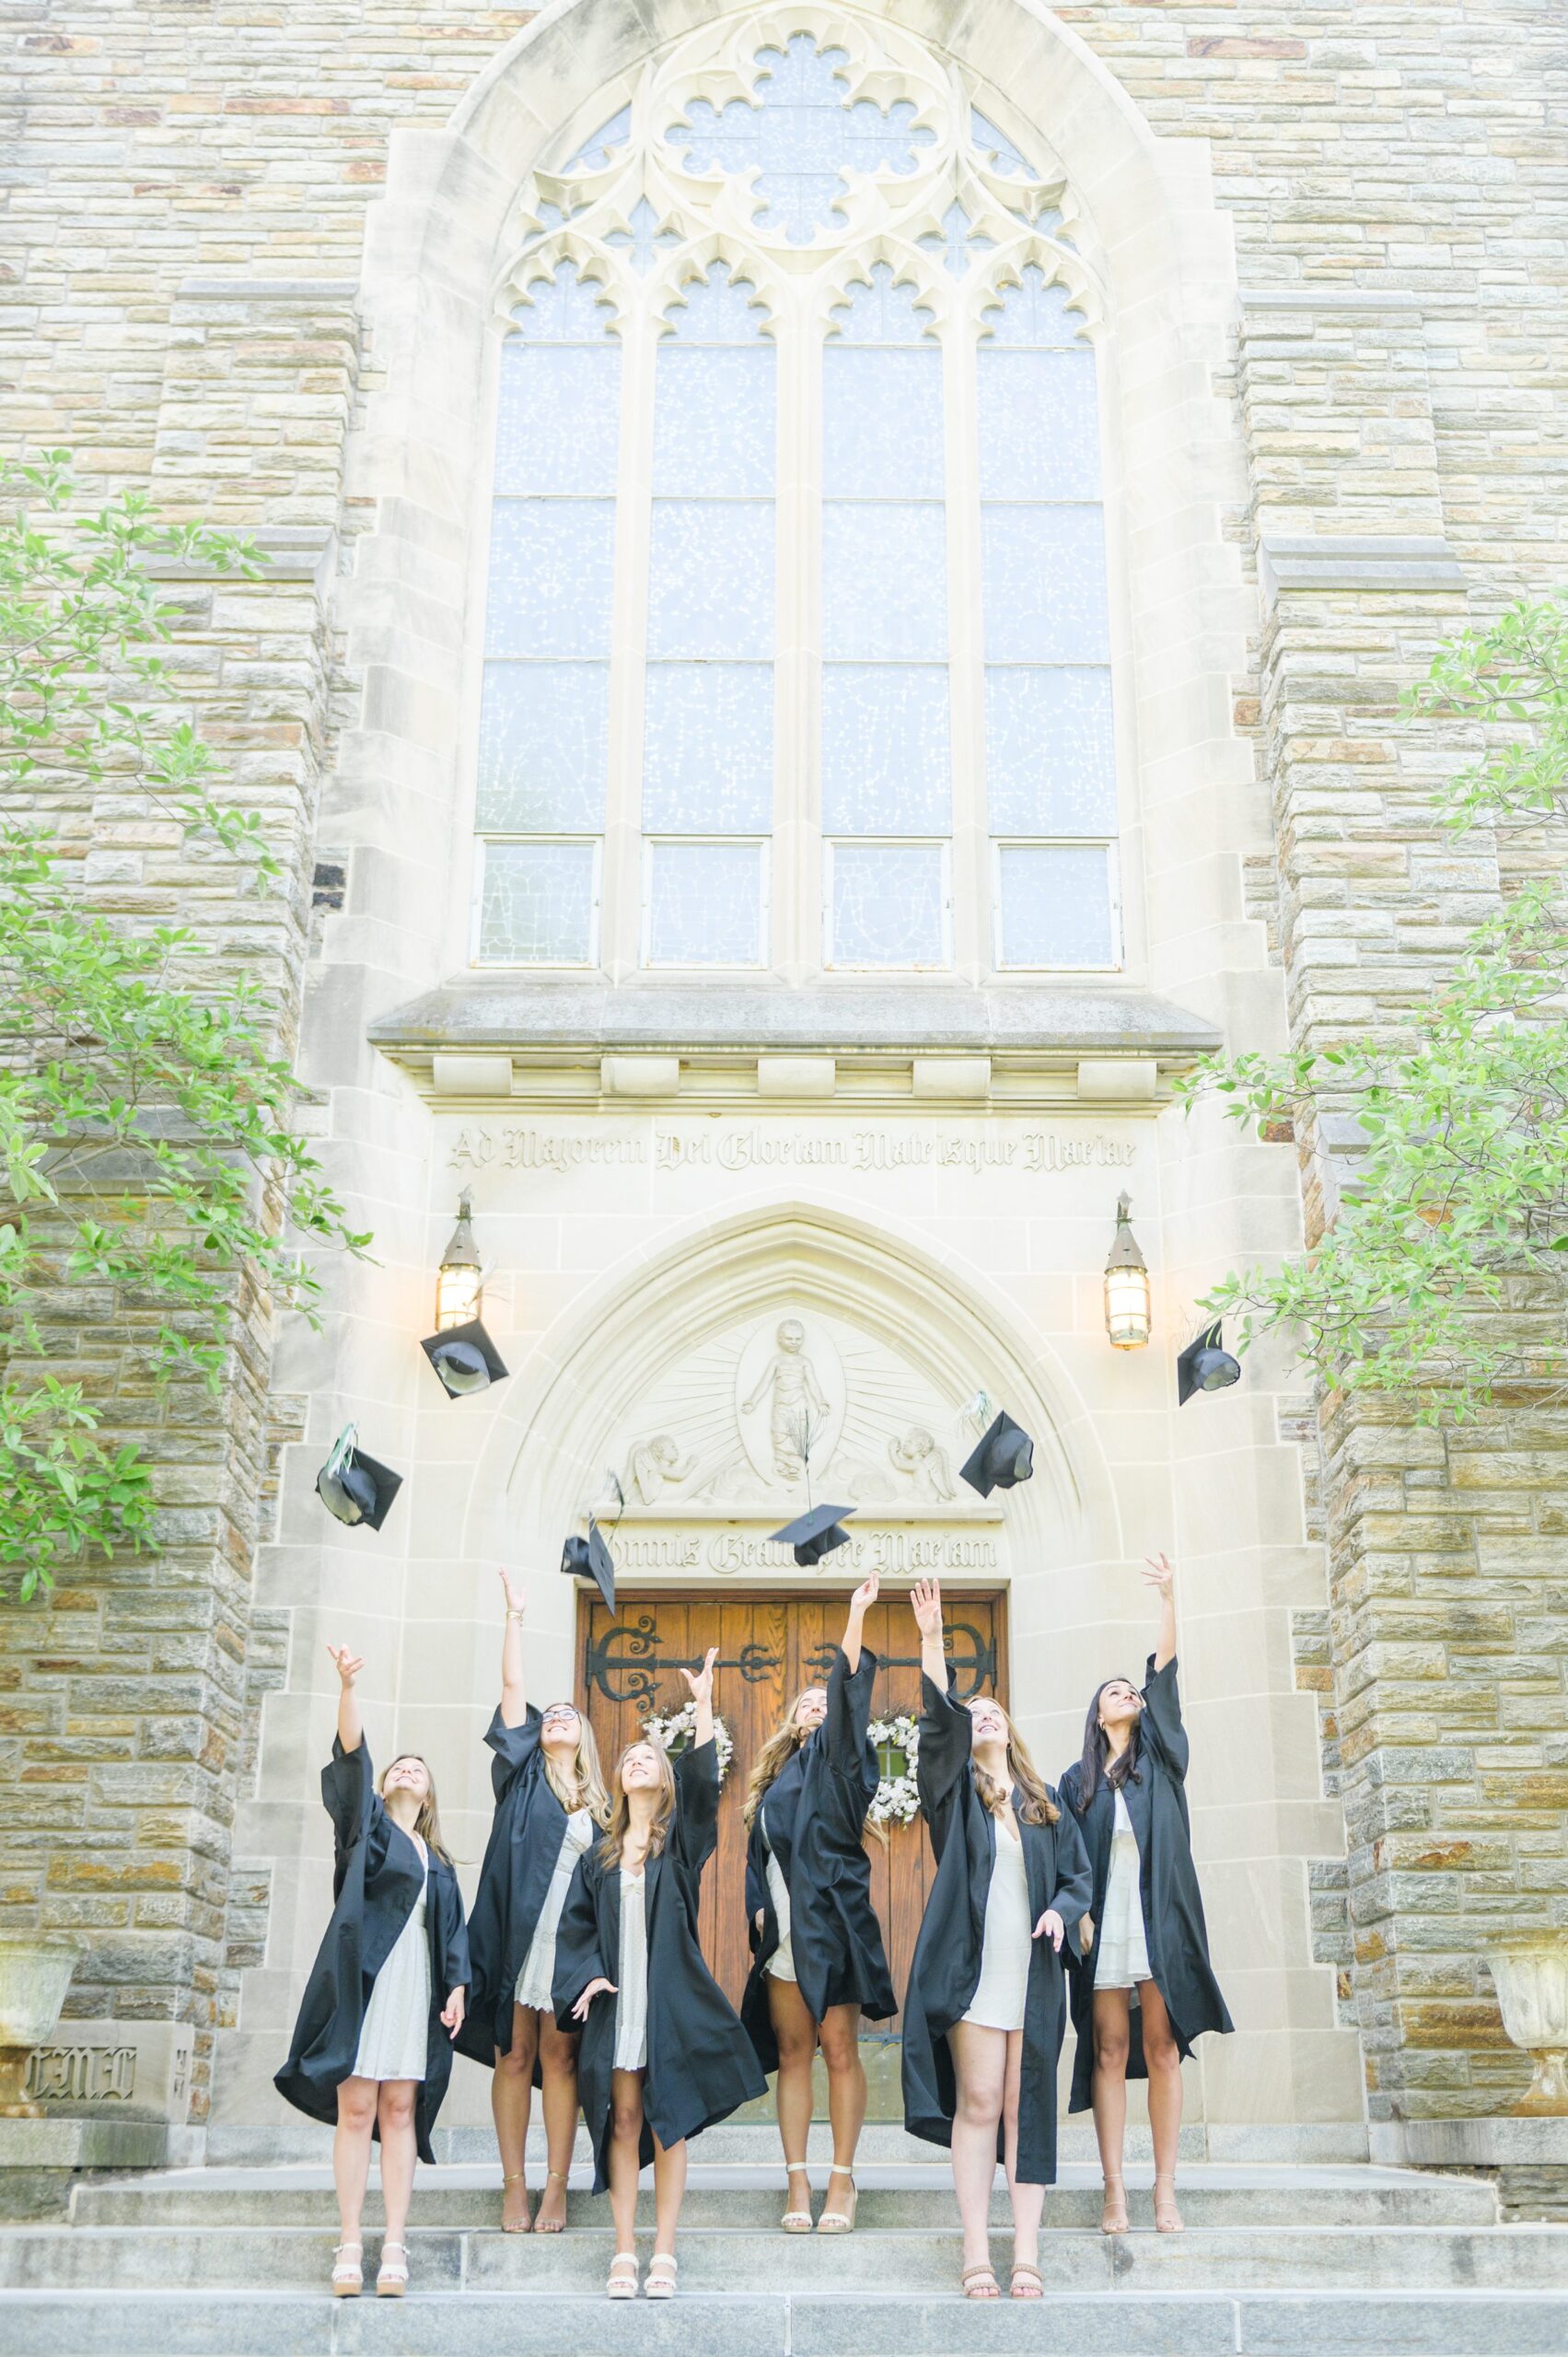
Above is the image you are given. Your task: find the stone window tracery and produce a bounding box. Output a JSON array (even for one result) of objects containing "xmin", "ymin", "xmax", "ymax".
[{"xmin": 472, "ymin": 9, "xmax": 1121, "ymax": 977}]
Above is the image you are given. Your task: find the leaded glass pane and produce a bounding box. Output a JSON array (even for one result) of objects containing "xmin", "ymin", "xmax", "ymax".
[
  {"xmin": 645, "ymin": 841, "xmax": 763, "ymax": 965},
  {"xmin": 475, "ymin": 663, "xmax": 609, "ymax": 833},
  {"xmin": 665, "ymin": 261, "xmax": 768, "ymax": 343},
  {"xmin": 653, "ymin": 348, "xmax": 775, "ymax": 496},
  {"xmin": 984, "ymin": 668, "xmax": 1116, "ymax": 835},
  {"xmin": 829, "ymin": 264, "xmax": 931, "ymax": 344},
  {"xmin": 976, "ymin": 348, "xmax": 1100, "ymax": 501},
  {"xmin": 822, "ymin": 503, "xmax": 947, "ymax": 659},
  {"xmin": 981, "ymin": 265, "xmax": 1085, "ymax": 348},
  {"xmin": 484, "ymin": 501, "xmax": 616, "ymax": 658},
  {"xmin": 829, "ymin": 842, "xmax": 947, "ymax": 967},
  {"xmin": 648, "ymin": 501, "xmax": 774, "ymax": 657},
  {"xmin": 644, "ymin": 665, "xmax": 773, "ymax": 833},
  {"xmin": 981, "ymin": 505, "xmax": 1109, "ymax": 665},
  {"xmin": 477, "ymin": 841, "xmax": 598, "ymax": 965},
  {"xmin": 970, "ymin": 108, "xmax": 1033, "ymax": 179},
  {"xmin": 996, "ymin": 843, "xmax": 1115, "ymax": 968},
  {"xmin": 512, "ymin": 263, "xmax": 617, "ymax": 343},
  {"xmin": 563, "ymin": 106, "xmax": 630, "ymax": 172},
  {"xmin": 917, "ymin": 202, "xmax": 994, "ymax": 279},
  {"xmin": 494, "ymin": 343, "xmax": 621, "ymax": 497},
  {"xmin": 823, "ymin": 347, "xmax": 942, "ymax": 497},
  {"xmin": 821, "ymin": 667, "xmax": 949, "ymax": 835}
]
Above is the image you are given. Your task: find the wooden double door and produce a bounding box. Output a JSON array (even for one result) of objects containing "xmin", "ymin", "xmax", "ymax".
[{"xmin": 575, "ymin": 1588, "xmax": 1007, "ymax": 2020}]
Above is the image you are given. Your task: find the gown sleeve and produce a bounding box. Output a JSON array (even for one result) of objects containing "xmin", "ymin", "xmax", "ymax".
[
  {"xmin": 1046, "ymin": 1795, "xmax": 1093, "ymax": 1940},
  {"xmin": 670, "ymin": 1736, "xmax": 720, "ymax": 1875},
  {"xmin": 435, "ymin": 1864, "xmax": 472, "ymax": 1994},
  {"xmin": 483, "ymin": 1701, "xmax": 542, "ymax": 1803},
  {"xmin": 321, "ymin": 1734, "xmax": 375, "ymax": 1858},
  {"xmin": 744, "ymin": 1810, "xmax": 768, "ymax": 1930},
  {"xmin": 915, "ymin": 1669, "xmax": 973, "ymax": 1859},
  {"xmin": 823, "ymin": 1643, "xmax": 877, "ymax": 1798},
  {"xmin": 1139, "ymin": 1653, "xmax": 1190, "ymax": 1783},
  {"xmin": 552, "ymin": 1852, "xmax": 607, "ymax": 2030}
]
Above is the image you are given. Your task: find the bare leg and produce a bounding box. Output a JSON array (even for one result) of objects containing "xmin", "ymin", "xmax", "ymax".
[
  {"xmin": 947, "ymin": 2019, "xmax": 1005, "ymax": 2289},
  {"xmin": 533, "ymin": 2012, "xmax": 581, "ymax": 2232},
  {"xmin": 1091, "ymin": 1989, "xmax": 1132, "ymax": 2231},
  {"xmin": 332, "ymin": 2076, "xmax": 377, "ymax": 2247},
  {"xmin": 493, "ymin": 2003, "xmax": 539, "ymax": 2232},
  {"xmin": 1001, "ymin": 2028, "xmax": 1044, "ymax": 2285},
  {"xmin": 376, "ymin": 2082, "xmax": 419, "ymax": 2247},
  {"xmin": 1138, "ymin": 1980, "xmax": 1185, "ymax": 2229},
  {"xmin": 767, "ymin": 1974, "xmax": 817, "ymax": 2226},
  {"xmin": 650, "ymin": 2124, "xmax": 689, "ymax": 2259},
  {"xmin": 818, "ymin": 2003, "xmax": 865, "ymax": 2225},
  {"xmin": 608, "ymin": 2069, "xmax": 645, "ymax": 2265}
]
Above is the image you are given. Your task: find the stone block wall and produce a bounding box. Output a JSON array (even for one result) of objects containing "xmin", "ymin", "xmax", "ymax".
[{"xmin": 2, "ymin": 0, "xmax": 1566, "ymax": 2129}]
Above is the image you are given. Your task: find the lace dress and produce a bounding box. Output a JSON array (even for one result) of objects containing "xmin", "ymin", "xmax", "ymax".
[
  {"xmin": 962, "ymin": 1817, "xmax": 1030, "ymax": 2033},
  {"xmin": 354, "ymin": 1840, "xmax": 431, "ymax": 2082},
  {"xmin": 613, "ymin": 1868, "xmax": 649, "ymax": 2071},
  {"xmin": 515, "ymin": 1807, "xmax": 593, "ymax": 2011},
  {"xmin": 1093, "ymin": 1789, "xmax": 1152, "ymax": 1991},
  {"xmin": 762, "ymin": 1817, "xmax": 797, "ymax": 1985}
]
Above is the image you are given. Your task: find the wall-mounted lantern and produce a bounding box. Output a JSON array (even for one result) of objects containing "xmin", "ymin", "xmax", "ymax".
[
  {"xmin": 1104, "ymin": 1192, "xmax": 1152, "ymax": 1351},
  {"xmin": 433, "ymin": 1192, "xmax": 483, "ymax": 1332},
  {"xmin": 421, "ymin": 1194, "xmax": 509, "ymax": 1400}
]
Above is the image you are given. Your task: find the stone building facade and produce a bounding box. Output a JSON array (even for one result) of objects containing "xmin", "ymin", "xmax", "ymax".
[{"xmin": 3, "ymin": 0, "xmax": 1566, "ymax": 2166}]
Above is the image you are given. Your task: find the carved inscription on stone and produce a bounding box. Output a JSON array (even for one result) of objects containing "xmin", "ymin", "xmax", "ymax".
[{"xmin": 448, "ymin": 1123, "xmax": 1140, "ymax": 1173}]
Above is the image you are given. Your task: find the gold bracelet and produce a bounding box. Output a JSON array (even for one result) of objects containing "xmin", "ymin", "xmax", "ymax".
[{"xmin": 505, "ymin": 1609, "xmax": 525, "ymax": 1623}]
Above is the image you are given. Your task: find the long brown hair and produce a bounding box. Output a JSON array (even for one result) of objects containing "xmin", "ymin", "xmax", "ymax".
[
  {"xmin": 1077, "ymin": 1679, "xmax": 1144, "ymax": 1802},
  {"xmin": 540, "ymin": 1706, "xmax": 610, "ymax": 1826},
  {"xmin": 597, "ymin": 1738, "xmax": 677, "ymax": 1871},
  {"xmin": 380, "ymin": 1755, "xmax": 454, "ymax": 1864},
  {"xmin": 969, "ymin": 1703, "xmax": 1060, "ymax": 1827},
  {"xmin": 743, "ymin": 1687, "xmax": 889, "ymax": 1849}
]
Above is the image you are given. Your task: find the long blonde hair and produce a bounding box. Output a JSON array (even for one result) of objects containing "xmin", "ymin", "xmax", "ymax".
[
  {"xmin": 743, "ymin": 1686, "xmax": 888, "ymax": 1849},
  {"xmin": 597, "ymin": 1739, "xmax": 677, "ymax": 1871},
  {"xmin": 380, "ymin": 1756, "xmax": 454, "ymax": 1864},
  {"xmin": 970, "ymin": 1703, "xmax": 1061, "ymax": 1827},
  {"xmin": 540, "ymin": 1706, "xmax": 610, "ymax": 1826}
]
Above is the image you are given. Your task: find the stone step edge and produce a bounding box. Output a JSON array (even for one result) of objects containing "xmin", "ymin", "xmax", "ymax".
[{"xmin": 21, "ymin": 2222, "xmax": 1568, "ymax": 2240}]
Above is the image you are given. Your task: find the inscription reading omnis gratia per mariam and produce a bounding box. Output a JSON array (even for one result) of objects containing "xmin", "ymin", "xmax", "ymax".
[{"xmin": 447, "ymin": 1124, "xmax": 1140, "ymax": 1175}]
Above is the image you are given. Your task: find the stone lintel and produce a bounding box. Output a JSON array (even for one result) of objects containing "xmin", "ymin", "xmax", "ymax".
[
  {"xmin": 175, "ymin": 277, "xmax": 360, "ymax": 303},
  {"xmin": 1259, "ymin": 534, "xmax": 1466, "ymax": 605}
]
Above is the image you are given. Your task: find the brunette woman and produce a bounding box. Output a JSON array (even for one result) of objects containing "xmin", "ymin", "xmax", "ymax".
[
  {"xmin": 740, "ymin": 1572, "xmax": 896, "ymax": 2235},
  {"xmin": 1057, "ymin": 1553, "xmax": 1233, "ymax": 2235},
  {"xmin": 275, "ymin": 1645, "xmax": 470, "ymax": 2300},
  {"xmin": 456, "ymin": 1568, "xmax": 610, "ymax": 2233},
  {"xmin": 554, "ymin": 1648, "xmax": 766, "ymax": 2299},
  {"xmin": 901, "ymin": 1579, "xmax": 1090, "ymax": 2303}
]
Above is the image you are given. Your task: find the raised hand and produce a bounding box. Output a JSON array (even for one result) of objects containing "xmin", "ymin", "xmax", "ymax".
[
  {"xmin": 498, "ymin": 1566, "xmax": 525, "ymax": 1616},
  {"xmin": 910, "ymin": 1577, "xmax": 943, "ymax": 1637},
  {"xmin": 1034, "ymin": 1908, "xmax": 1065, "ymax": 1954},
  {"xmin": 1144, "ymin": 1552, "xmax": 1178, "ymax": 1672},
  {"xmin": 678, "ymin": 1645, "xmax": 718, "ymax": 1709},
  {"xmin": 847, "ymin": 1571, "xmax": 879, "ymax": 1618},
  {"xmin": 571, "ymin": 1975, "xmax": 617, "ymax": 2023},
  {"xmin": 1142, "ymin": 1552, "xmax": 1175, "ymax": 1594},
  {"xmin": 327, "ymin": 1644, "xmax": 365, "ymax": 1689},
  {"xmin": 441, "ymin": 1987, "xmax": 467, "ymax": 2040}
]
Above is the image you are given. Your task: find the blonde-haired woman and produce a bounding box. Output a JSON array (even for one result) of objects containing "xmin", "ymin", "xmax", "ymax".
[
  {"xmin": 457, "ymin": 1569, "xmax": 610, "ymax": 2234},
  {"xmin": 554, "ymin": 1650, "xmax": 766, "ymax": 2298},
  {"xmin": 739, "ymin": 1573, "xmax": 895, "ymax": 2233},
  {"xmin": 901, "ymin": 1579, "xmax": 1090, "ymax": 2303},
  {"xmin": 275, "ymin": 1645, "xmax": 470, "ymax": 2299}
]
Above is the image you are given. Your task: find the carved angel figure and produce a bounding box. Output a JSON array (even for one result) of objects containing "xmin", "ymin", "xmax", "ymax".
[
  {"xmin": 888, "ymin": 1426, "xmax": 956, "ymax": 1502},
  {"xmin": 627, "ymin": 1433, "xmax": 694, "ymax": 1505}
]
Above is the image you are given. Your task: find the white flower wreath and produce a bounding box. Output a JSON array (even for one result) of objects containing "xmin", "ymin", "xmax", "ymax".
[
  {"xmin": 866, "ymin": 1712, "xmax": 921, "ymax": 1826},
  {"xmin": 640, "ymin": 1700, "xmax": 735, "ymax": 1785}
]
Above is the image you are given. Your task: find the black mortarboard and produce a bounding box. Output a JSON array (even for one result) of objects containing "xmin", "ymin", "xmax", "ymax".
[
  {"xmin": 1177, "ymin": 1320, "xmax": 1241, "ymax": 1406},
  {"xmin": 562, "ymin": 1516, "xmax": 616, "ymax": 1611},
  {"xmin": 315, "ymin": 1426, "xmax": 403, "ymax": 1532},
  {"xmin": 419, "ymin": 1317, "xmax": 509, "ymax": 1399},
  {"xmin": 959, "ymin": 1411, "xmax": 1035, "ymax": 1497},
  {"xmin": 769, "ymin": 1503, "xmax": 855, "ymax": 1567}
]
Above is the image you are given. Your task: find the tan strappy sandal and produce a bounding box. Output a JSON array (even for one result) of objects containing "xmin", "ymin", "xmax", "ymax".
[
  {"xmin": 501, "ymin": 2170, "xmax": 530, "ymax": 2234},
  {"xmin": 961, "ymin": 2262, "xmax": 1001, "ymax": 2299},
  {"xmin": 375, "ymin": 2238, "xmax": 409, "ymax": 2297},
  {"xmin": 1011, "ymin": 2260, "xmax": 1043, "ymax": 2300},
  {"xmin": 1154, "ymin": 2177, "xmax": 1185, "ymax": 2234},
  {"xmin": 607, "ymin": 2251, "xmax": 639, "ymax": 2299},
  {"xmin": 1100, "ymin": 2176, "xmax": 1129, "ymax": 2235},
  {"xmin": 535, "ymin": 2167, "xmax": 569, "ymax": 2234},
  {"xmin": 330, "ymin": 2240, "xmax": 363, "ymax": 2298},
  {"xmin": 817, "ymin": 2164, "xmax": 856, "ymax": 2234},
  {"xmin": 781, "ymin": 2161, "xmax": 813, "ymax": 2232},
  {"xmin": 645, "ymin": 2251, "xmax": 679, "ymax": 2300}
]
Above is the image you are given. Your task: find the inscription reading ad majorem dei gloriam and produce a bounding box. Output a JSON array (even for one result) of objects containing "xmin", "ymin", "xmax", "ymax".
[{"xmin": 446, "ymin": 1125, "xmax": 1140, "ymax": 1175}]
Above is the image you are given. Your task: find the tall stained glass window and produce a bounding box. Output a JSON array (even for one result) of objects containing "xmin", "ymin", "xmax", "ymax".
[{"xmin": 474, "ymin": 20, "xmax": 1121, "ymax": 977}]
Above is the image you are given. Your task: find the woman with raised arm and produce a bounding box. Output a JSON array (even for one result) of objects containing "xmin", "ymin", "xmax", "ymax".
[
  {"xmin": 1057, "ymin": 1553, "xmax": 1233, "ymax": 2236},
  {"xmin": 456, "ymin": 1569, "xmax": 610, "ymax": 2234},
  {"xmin": 739, "ymin": 1573, "xmax": 896, "ymax": 2235},
  {"xmin": 275, "ymin": 1646, "xmax": 470, "ymax": 2301},
  {"xmin": 901, "ymin": 1578, "xmax": 1091, "ymax": 2304},
  {"xmin": 554, "ymin": 1648, "xmax": 767, "ymax": 2300}
]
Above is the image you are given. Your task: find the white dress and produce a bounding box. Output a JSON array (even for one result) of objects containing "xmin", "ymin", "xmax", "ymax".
[
  {"xmin": 1093, "ymin": 1790, "xmax": 1152, "ymax": 1991},
  {"xmin": 515, "ymin": 1807, "xmax": 593, "ymax": 2012},
  {"xmin": 354, "ymin": 1836, "xmax": 431, "ymax": 2082},
  {"xmin": 762, "ymin": 1822, "xmax": 797, "ymax": 1985},
  {"xmin": 613, "ymin": 1868, "xmax": 649, "ymax": 2071},
  {"xmin": 962, "ymin": 1816, "xmax": 1031, "ymax": 2033}
]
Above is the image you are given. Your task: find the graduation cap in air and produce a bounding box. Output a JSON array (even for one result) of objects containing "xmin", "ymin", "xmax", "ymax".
[
  {"xmin": 419, "ymin": 1317, "xmax": 509, "ymax": 1400},
  {"xmin": 315, "ymin": 1425, "xmax": 403, "ymax": 1532},
  {"xmin": 959, "ymin": 1411, "xmax": 1035, "ymax": 1498},
  {"xmin": 770, "ymin": 1503, "xmax": 855, "ymax": 1567},
  {"xmin": 1177, "ymin": 1320, "xmax": 1241, "ymax": 1406},
  {"xmin": 561, "ymin": 1516, "xmax": 616, "ymax": 1612}
]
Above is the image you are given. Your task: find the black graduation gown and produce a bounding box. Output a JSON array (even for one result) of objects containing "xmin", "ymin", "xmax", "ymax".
[
  {"xmin": 739, "ymin": 1644, "xmax": 897, "ymax": 2069},
  {"xmin": 1058, "ymin": 1652, "xmax": 1234, "ymax": 2113},
  {"xmin": 552, "ymin": 1736, "xmax": 766, "ymax": 2192},
  {"xmin": 900, "ymin": 1672, "xmax": 1091, "ymax": 2186},
  {"xmin": 454, "ymin": 1703, "xmax": 582, "ymax": 2069},
  {"xmin": 274, "ymin": 1736, "xmax": 471, "ymax": 2165}
]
